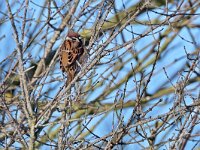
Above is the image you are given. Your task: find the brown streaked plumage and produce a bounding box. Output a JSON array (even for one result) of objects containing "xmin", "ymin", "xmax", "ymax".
[{"xmin": 59, "ymin": 31, "xmax": 86, "ymax": 86}]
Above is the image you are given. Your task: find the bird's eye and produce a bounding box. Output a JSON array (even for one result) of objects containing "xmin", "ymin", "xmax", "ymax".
[{"xmin": 71, "ymin": 37, "xmax": 77, "ymax": 41}]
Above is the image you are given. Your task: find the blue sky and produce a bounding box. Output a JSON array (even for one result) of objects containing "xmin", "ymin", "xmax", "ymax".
[{"xmin": 0, "ymin": 0, "xmax": 199, "ymax": 149}]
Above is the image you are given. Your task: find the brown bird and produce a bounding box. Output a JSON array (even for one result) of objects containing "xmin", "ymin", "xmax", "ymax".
[{"xmin": 59, "ymin": 31, "xmax": 86, "ymax": 86}]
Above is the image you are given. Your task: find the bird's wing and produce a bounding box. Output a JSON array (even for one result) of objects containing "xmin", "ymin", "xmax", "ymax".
[{"xmin": 60, "ymin": 40, "xmax": 78, "ymax": 67}]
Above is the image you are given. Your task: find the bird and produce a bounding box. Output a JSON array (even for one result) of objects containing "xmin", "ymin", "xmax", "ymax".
[{"xmin": 59, "ymin": 31, "xmax": 87, "ymax": 86}]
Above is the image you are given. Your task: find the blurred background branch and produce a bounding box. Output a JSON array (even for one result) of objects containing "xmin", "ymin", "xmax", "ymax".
[{"xmin": 0, "ymin": 0, "xmax": 199, "ymax": 149}]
